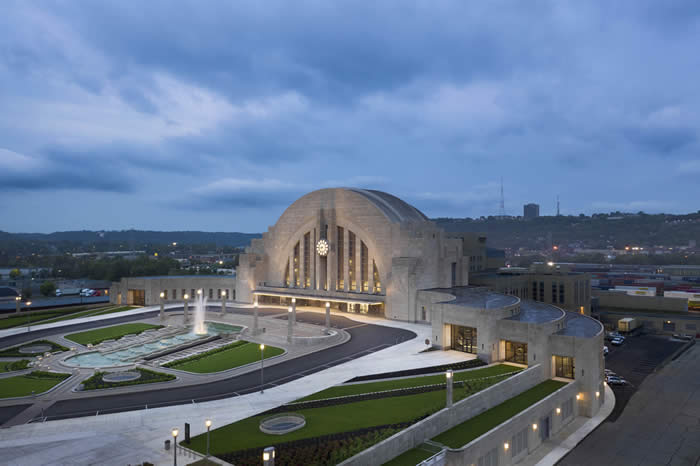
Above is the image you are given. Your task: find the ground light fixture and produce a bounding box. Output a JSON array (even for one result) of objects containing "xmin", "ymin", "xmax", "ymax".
[
  {"xmin": 205, "ymin": 419, "xmax": 212, "ymax": 458},
  {"xmin": 259, "ymin": 344, "xmax": 266, "ymax": 394},
  {"xmin": 532, "ymin": 423, "xmax": 538, "ymax": 431},
  {"xmin": 556, "ymin": 407, "xmax": 561, "ymax": 415},
  {"xmin": 263, "ymin": 446, "xmax": 276, "ymax": 465},
  {"xmin": 504, "ymin": 442, "xmax": 509, "ymax": 451},
  {"xmin": 596, "ymin": 391, "xmax": 600, "ymax": 398},
  {"xmin": 171, "ymin": 428, "xmax": 179, "ymax": 466},
  {"xmin": 445, "ymin": 369, "xmax": 453, "ymax": 379}
]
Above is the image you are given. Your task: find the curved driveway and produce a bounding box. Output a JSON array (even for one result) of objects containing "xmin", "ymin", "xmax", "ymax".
[{"xmin": 0, "ymin": 308, "xmax": 415, "ymax": 422}]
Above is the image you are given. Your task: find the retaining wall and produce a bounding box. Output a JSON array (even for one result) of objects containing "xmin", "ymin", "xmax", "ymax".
[{"xmin": 339, "ymin": 364, "xmax": 544, "ymax": 466}]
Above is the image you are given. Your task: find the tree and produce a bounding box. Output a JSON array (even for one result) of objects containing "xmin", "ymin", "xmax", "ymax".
[
  {"xmin": 40, "ymin": 281, "xmax": 56, "ymax": 297},
  {"xmin": 9, "ymin": 268, "xmax": 21, "ymax": 279}
]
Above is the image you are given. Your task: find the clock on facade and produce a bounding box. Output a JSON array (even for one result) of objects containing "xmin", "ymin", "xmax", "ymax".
[{"xmin": 316, "ymin": 239, "xmax": 329, "ymax": 256}]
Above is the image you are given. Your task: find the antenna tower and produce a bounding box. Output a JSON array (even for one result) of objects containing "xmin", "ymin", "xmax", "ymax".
[
  {"xmin": 556, "ymin": 195, "xmax": 560, "ymax": 216},
  {"xmin": 499, "ymin": 177, "xmax": 505, "ymax": 217}
]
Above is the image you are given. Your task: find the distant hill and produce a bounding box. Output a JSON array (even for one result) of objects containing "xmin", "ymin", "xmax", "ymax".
[
  {"xmin": 7, "ymin": 230, "xmax": 261, "ymax": 247},
  {"xmin": 433, "ymin": 212, "xmax": 700, "ymax": 250}
]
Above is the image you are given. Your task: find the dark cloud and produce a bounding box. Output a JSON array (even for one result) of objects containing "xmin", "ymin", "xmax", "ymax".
[{"xmin": 1, "ymin": 1, "xmax": 699, "ymax": 232}]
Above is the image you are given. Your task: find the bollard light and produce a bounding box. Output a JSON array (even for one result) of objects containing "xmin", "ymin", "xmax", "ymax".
[
  {"xmin": 260, "ymin": 344, "xmax": 265, "ymax": 351},
  {"xmin": 288, "ymin": 306, "xmax": 292, "ymax": 313},
  {"xmin": 205, "ymin": 419, "xmax": 212, "ymax": 428},
  {"xmin": 445, "ymin": 370, "xmax": 453, "ymax": 379}
]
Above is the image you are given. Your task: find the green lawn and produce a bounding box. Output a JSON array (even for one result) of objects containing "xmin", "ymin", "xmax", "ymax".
[
  {"xmin": 0, "ymin": 371, "xmax": 71, "ymax": 398},
  {"xmin": 433, "ymin": 379, "xmax": 568, "ymax": 448},
  {"xmin": 168, "ymin": 341, "xmax": 284, "ymax": 373},
  {"xmin": 383, "ymin": 444, "xmax": 440, "ymax": 466},
  {"xmin": 298, "ymin": 364, "xmax": 522, "ymax": 402},
  {"xmin": 0, "ymin": 360, "xmax": 30, "ymax": 373},
  {"xmin": 38, "ymin": 305, "xmax": 126, "ymax": 324},
  {"xmin": 88, "ymin": 306, "xmax": 137, "ymax": 317},
  {"xmin": 0, "ymin": 340, "xmax": 69, "ymax": 357},
  {"xmin": 189, "ymin": 389, "xmax": 449, "ymax": 456},
  {"xmin": 0, "ymin": 304, "xmax": 111, "ymax": 329},
  {"xmin": 64, "ymin": 323, "xmax": 163, "ymax": 346}
]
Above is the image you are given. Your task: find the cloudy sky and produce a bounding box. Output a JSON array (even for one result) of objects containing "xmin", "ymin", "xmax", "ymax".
[{"xmin": 1, "ymin": 1, "xmax": 699, "ymax": 233}]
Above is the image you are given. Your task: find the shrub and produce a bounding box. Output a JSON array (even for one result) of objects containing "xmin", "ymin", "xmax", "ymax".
[{"xmin": 81, "ymin": 368, "xmax": 175, "ymax": 390}]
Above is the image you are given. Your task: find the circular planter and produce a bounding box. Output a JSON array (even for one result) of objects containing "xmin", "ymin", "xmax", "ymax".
[
  {"xmin": 259, "ymin": 413, "xmax": 306, "ymax": 435},
  {"xmin": 102, "ymin": 371, "xmax": 142, "ymax": 383},
  {"xmin": 19, "ymin": 344, "xmax": 52, "ymax": 354}
]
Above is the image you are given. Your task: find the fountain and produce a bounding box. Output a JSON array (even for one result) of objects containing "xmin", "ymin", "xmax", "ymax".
[{"xmin": 193, "ymin": 292, "xmax": 208, "ymax": 335}]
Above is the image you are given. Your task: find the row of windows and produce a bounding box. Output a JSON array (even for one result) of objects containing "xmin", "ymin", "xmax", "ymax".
[{"xmin": 163, "ymin": 288, "xmax": 231, "ymax": 300}]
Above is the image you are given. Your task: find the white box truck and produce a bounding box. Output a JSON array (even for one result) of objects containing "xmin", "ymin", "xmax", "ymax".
[{"xmin": 618, "ymin": 317, "xmax": 638, "ymax": 333}]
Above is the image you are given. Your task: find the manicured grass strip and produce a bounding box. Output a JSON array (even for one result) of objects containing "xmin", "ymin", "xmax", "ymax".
[
  {"xmin": 163, "ymin": 340, "xmax": 247, "ymax": 367},
  {"xmin": 383, "ymin": 445, "xmax": 439, "ymax": 466},
  {"xmin": 65, "ymin": 323, "xmax": 163, "ymax": 346},
  {"xmin": 433, "ymin": 380, "xmax": 568, "ymax": 448},
  {"xmin": 298, "ymin": 364, "xmax": 522, "ymax": 402},
  {"xmin": 81, "ymin": 368, "xmax": 175, "ymax": 390},
  {"xmin": 168, "ymin": 341, "xmax": 284, "ymax": 373},
  {"xmin": 190, "ymin": 389, "xmax": 448, "ymax": 456},
  {"xmin": 0, "ymin": 340, "xmax": 69, "ymax": 357},
  {"xmin": 0, "ymin": 360, "xmax": 30, "ymax": 372},
  {"xmin": 0, "ymin": 371, "xmax": 70, "ymax": 398},
  {"xmin": 38, "ymin": 306, "xmax": 120, "ymax": 324},
  {"xmin": 0, "ymin": 305, "xmax": 111, "ymax": 329}
]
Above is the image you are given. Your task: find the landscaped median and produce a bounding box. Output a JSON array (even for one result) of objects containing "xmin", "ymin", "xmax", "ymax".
[
  {"xmin": 0, "ymin": 304, "xmax": 114, "ymax": 330},
  {"xmin": 40, "ymin": 305, "xmax": 137, "ymax": 324},
  {"xmin": 163, "ymin": 341, "xmax": 284, "ymax": 373},
  {"xmin": 0, "ymin": 340, "xmax": 69, "ymax": 357},
  {"xmin": 0, "ymin": 371, "xmax": 71, "ymax": 398},
  {"xmin": 64, "ymin": 323, "xmax": 163, "ymax": 346},
  {"xmin": 185, "ymin": 364, "xmax": 521, "ymax": 465},
  {"xmin": 0, "ymin": 360, "xmax": 30, "ymax": 373},
  {"xmin": 80, "ymin": 368, "xmax": 175, "ymax": 390}
]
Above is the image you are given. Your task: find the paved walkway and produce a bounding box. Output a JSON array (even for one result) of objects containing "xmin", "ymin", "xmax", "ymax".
[
  {"xmin": 0, "ymin": 312, "xmax": 467, "ymax": 466},
  {"xmin": 559, "ymin": 343, "xmax": 700, "ymax": 466}
]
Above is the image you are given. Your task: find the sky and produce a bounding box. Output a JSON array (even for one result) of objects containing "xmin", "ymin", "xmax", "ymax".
[{"xmin": 1, "ymin": 1, "xmax": 699, "ymax": 233}]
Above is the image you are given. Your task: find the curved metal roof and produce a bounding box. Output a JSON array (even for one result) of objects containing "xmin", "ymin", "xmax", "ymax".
[{"xmin": 346, "ymin": 188, "xmax": 429, "ymax": 223}]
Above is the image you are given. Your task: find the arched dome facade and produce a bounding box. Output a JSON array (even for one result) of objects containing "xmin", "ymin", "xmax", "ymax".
[{"xmin": 236, "ymin": 188, "xmax": 469, "ymax": 320}]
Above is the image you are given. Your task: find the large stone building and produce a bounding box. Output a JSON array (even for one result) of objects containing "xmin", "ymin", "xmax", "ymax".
[
  {"xmin": 236, "ymin": 188, "xmax": 605, "ymax": 417},
  {"xmin": 110, "ymin": 275, "xmax": 235, "ymax": 306}
]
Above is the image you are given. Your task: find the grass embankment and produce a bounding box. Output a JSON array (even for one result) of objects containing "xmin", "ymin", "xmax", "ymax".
[
  {"xmin": 0, "ymin": 360, "xmax": 30, "ymax": 373},
  {"xmin": 166, "ymin": 341, "xmax": 284, "ymax": 373},
  {"xmin": 0, "ymin": 340, "xmax": 69, "ymax": 357},
  {"xmin": 298, "ymin": 364, "xmax": 522, "ymax": 402},
  {"xmin": 65, "ymin": 323, "xmax": 163, "ymax": 346},
  {"xmin": 188, "ymin": 365, "xmax": 520, "ymax": 457},
  {"xmin": 383, "ymin": 444, "xmax": 440, "ymax": 466},
  {"xmin": 433, "ymin": 379, "xmax": 568, "ymax": 448},
  {"xmin": 0, "ymin": 304, "xmax": 112, "ymax": 330},
  {"xmin": 81, "ymin": 368, "xmax": 175, "ymax": 390},
  {"xmin": 40, "ymin": 306, "xmax": 137, "ymax": 324},
  {"xmin": 0, "ymin": 371, "xmax": 70, "ymax": 398}
]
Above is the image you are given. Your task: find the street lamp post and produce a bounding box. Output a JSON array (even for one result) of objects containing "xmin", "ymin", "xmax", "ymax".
[
  {"xmin": 291, "ymin": 297, "xmax": 296, "ymax": 326},
  {"xmin": 159, "ymin": 292, "xmax": 165, "ymax": 321},
  {"xmin": 183, "ymin": 294, "xmax": 189, "ymax": 326},
  {"xmin": 205, "ymin": 419, "xmax": 212, "ymax": 458},
  {"xmin": 259, "ymin": 344, "xmax": 265, "ymax": 393},
  {"xmin": 26, "ymin": 301, "xmax": 32, "ymax": 332},
  {"xmin": 253, "ymin": 300, "xmax": 259, "ymax": 335},
  {"xmin": 221, "ymin": 290, "xmax": 227, "ymax": 316},
  {"xmin": 446, "ymin": 370, "xmax": 454, "ymax": 408},
  {"xmin": 15, "ymin": 296, "xmax": 21, "ymax": 314},
  {"xmin": 287, "ymin": 306, "xmax": 293, "ymax": 343},
  {"xmin": 325, "ymin": 302, "xmax": 331, "ymax": 331},
  {"xmin": 171, "ymin": 428, "xmax": 179, "ymax": 466}
]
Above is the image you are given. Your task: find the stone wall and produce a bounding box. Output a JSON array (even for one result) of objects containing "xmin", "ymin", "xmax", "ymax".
[{"xmin": 338, "ymin": 364, "xmax": 544, "ymax": 466}]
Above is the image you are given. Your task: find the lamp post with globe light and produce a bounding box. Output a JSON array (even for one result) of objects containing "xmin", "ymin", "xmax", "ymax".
[
  {"xmin": 183, "ymin": 294, "xmax": 189, "ymax": 326},
  {"xmin": 159, "ymin": 292, "xmax": 165, "ymax": 321},
  {"xmin": 171, "ymin": 428, "xmax": 179, "ymax": 466},
  {"xmin": 259, "ymin": 344, "xmax": 265, "ymax": 393},
  {"xmin": 25, "ymin": 301, "xmax": 32, "ymax": 332},
  {"xmin": 205, "ymin": 419, "xmax": 212, "ymax": 458}
]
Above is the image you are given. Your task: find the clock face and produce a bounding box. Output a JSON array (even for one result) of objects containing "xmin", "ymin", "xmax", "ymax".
[{"xmin": 316, "ymin": 239, "xmax": 329, "ymax": 256}]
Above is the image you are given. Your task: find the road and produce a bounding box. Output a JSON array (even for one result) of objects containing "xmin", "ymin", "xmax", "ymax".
[
  {"xmin": 561, "ymin": 338, "xmax": 699, "ymax": 466},
  {"xmin": 0, "ymin": 307, "xmax": 415, "ymax": 422}
]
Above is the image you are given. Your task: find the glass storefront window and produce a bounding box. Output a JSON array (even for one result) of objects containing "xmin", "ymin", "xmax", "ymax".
[
  {"xmin": 505, "ymin": 341, "xmax": 528, "ymax": 364},
  {"xmin": 452, "ymin": 325, "xmax": 478, "ymax": 354},
  {"xmin": 554, "ymin": 355, "xmax": 575, "ymax": 379}
]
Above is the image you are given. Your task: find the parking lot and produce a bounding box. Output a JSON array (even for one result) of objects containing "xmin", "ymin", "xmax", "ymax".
[
  {"xmin": 603, "ymin": 333, "xmax": 687, "ymax": 421},
  {"xmin": 561, "ymin": 338, "xmax": 699, "ymax": 466}
]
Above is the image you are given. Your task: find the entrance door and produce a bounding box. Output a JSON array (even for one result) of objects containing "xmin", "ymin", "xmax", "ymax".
[
  {"xmin": 452, "ymin": 325, "xmax": 477, "ymax": 353},
  {"xmin": 505, "ymin": 341, "xmax": 528, "ymax": 364},
  {"xmin": 540, "ymin": 414, "xmax": 550, "ymax": 442}
]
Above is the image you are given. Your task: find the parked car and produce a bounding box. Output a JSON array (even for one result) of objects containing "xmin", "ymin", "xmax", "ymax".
[
  {"xmin": 606, "ymin": 375, "xmax": 626, "ymax": 385},
  {"xmin": 611, "ymin": 337, "xmax": 624, "ymax": 346},
  {"xmin": 604, "ymin": 369, "xmax": 616, "ymax": 376},
  {"xmin": 80, "ymin": 288, "xmax": 95, "ymax": 297},
  {"xmin": 603, "ymin": 345, "xmax": 609, "ymax": 356}
]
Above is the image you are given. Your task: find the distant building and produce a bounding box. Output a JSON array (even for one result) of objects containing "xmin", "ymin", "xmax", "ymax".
[{"xmin": 523, "ymin": 203, "xmax": 540, "ymax": 219}]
